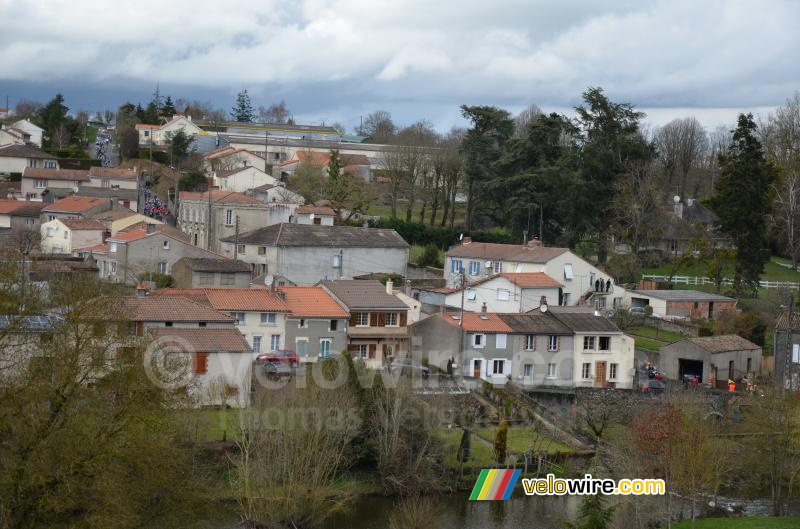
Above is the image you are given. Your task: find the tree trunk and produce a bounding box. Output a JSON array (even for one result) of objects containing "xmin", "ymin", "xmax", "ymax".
[{"xmin": 465, "ymin": 179, "xmax": 475, "ymax": 231}]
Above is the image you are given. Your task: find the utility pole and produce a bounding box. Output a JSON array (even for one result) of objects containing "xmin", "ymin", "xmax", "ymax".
[
  {"xmin": 264, "ymin": 125, "xmax": 269, "ymax": 174},
  {"xmin": 206, "ymin": 184, "xmax": 213, "ymax": 251},
  {"xmin": 785, "ymin": 298, "xmax": 794, "ymax": 394},
  {"xmin": 233, "ymin": 215, "xmax": 240, "ymax": 259},
  {"xmin": 458, "ymin": 270, "xmax": 466, "ymax": 376},
  {"xmin": 539, "ymin": 203, "xmax": 544, "ymax": 244}
]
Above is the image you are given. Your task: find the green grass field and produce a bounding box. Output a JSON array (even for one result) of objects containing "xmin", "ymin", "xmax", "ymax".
[
  {"xmin": 643, "ymin": 256, "xmax": 800, "ymax": 283},
  {"xmin": 671, "ymin": 516, "xmax": 800, "ymax": 529},
  {"xmin": 437, "ymin": 428, "xmax": 495, "ymax": 468},
  {"xmin": 409, "ymin": 244, "xmax": 445, "ymax": 267},
  {"xmin": 626, "ymin": 326, "xmax": 684, "ymax": 342},
  {"xmin": 632, "ymin": 336, "xmax": 669, "ymax": 352},
  {"xmin": 476, "ymin": 426, "xmax": 571, "ymax": 456}
]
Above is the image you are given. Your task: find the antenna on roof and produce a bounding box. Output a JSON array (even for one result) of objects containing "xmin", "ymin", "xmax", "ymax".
[{"xmin": 72, "ymin": 185, "xmax": 79, "ymax": 194}]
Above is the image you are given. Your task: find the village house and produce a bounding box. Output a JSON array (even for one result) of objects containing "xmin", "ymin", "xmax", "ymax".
[
  {"xmin": 203, "ymin": 146, "xmax": 270, "ymax": 173},
  {"xmin": 83, "ymin": 222, "xmax": 225, "ymax": 284},
  {"xmin": 41, "ymin": 196, "xmax": 114, "ymax": 222},
  {"xmin": 414, "ymin": 272, "xmax": 562, "ymax": 315},
  {"xmin": 21, "ymin": 168, "xmax": 89, "ymax": 200},
  {"xmin": 0, "ymin": 144, "xmax": 58, "ymax": 176},
  {"xmin": 135, "ymin": 114, "xmax": 204, "ymax": 146},
  {"xmin": 220, "ymin": 223, "xmax": 409, "ymax": 284},
  {"xmin": 320, "ymin": 279, "xmax": 410, "ymax": 369},
  {"xmin": 171, "ymin": 257, "xmax": 252, "ymax": 288},
  {"xmin": 178, "ymin": 190, "xmax": 297, "ymax": 252},
  {"xmin": 213, "ymin": 165, "xmax": 281, "ymax": 193},
  {"xmin": 659, "ymin": 335, "xmax": 761, "ymax": 389},
  {"xmin": 11, "ymin": 119, "xmax": 44, "ymax": 147},
  {"xmin": 624, "ymin": 289, "xmax": 737, "ymax": 320},
  {"xmin": 445, "ymin": 238, "xmax": 619, "ymax": 308},
  {"xmin": 22, "ymin": 166, "xmax": 140, "ymax": 209},
  {"xmin": 409, "ymin": 306, "xmax": 634, "ymax": 388},
  {"xmin": 0, "ymin": 125, "xmax": 32, "ymax": 146},
  {"xmin": 249, "ymin": 182, "xmax": 305, "ymax": 204},
  {"xmin": 40, "ymin": 217, "xmax": 106, "ymax": 254},
  {"xmin": 276, "ymin": 150, "xmax": 372, "ymax": 181},
  {"xmin": 153, "ymin": 287, "xmax": 290, "ymax": 355},
  {"xmin": 118, "ymin": 294, "xmax": 252, "ymax": 406},
  {"xmin": 279, "ymin": 286, "xmax": 350, "ymax": 362},
  {"xmin": 293, "ymin": 204, "xmax": 335, "ymax": 225},
  {"xmin": 91, "ymin": 208, "xmax": 160, "ymax": 235},
  {"xmin": 0, "ymin": 199, "xmax": 45, "ymax": 244}
]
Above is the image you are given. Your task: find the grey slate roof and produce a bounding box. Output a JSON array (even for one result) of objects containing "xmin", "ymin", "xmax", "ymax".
[
  {"xmin": 499, "ymin": 312, "xmax": 572, "ymax": 335},
  {"xmin": 320, "ymin": 280, "xmax": 408, "ymax": 310},
  {"xmin": 0, "ymin": 143, "xmax": 55, "ymax": 159},
  {"xmin": 630, "ymin": 290, "xmax": 735, "ymax": 302},
  {"xmin": 222, "ymin": 223, "xmax": 409, "ymax": 248},
  {"xmin": 686, "ymin": 335, "xmax": 760, "ymax": 353},
  {"xmin": 446, "ymin": 241, "xmax": 568, "ymax": 263},
  {"xmin": 550, "ymin": 312, "xmax": 622, "ymax": 333},
  {"xmin": 177, "ymin": 257, "xmax": 251, "ymax": 273}
]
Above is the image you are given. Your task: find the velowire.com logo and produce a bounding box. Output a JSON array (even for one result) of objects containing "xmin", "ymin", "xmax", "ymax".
[{"xmin": 469, "ymin": 469, "xmax": 522, "ymax": 501}]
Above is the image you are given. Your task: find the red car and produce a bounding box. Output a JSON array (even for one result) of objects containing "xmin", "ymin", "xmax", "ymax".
[{"xmin": 255, "ymin": 349, "xmax": 300, "ymax": 367}]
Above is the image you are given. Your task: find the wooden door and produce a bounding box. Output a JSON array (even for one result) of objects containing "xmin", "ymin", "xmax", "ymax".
[
  {"xmin": 473, "ymin": 359, "xmax": 482, "ymax": 378},
  {"xmin": 595, "ymin": 361, "xmax": 607, "ymax": 387}
]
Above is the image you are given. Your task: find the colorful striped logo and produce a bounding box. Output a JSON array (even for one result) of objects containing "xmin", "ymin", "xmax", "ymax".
[{"xmin": 469, "ymin": 469, "xmax": 522, "ymax": 500}]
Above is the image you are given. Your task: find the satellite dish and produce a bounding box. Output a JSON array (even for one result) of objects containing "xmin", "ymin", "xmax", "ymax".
[
  {"xmin": 673, "ymin": 195, "xmax": 681, "ymax": 204},
  {"xmin": 72, "ymin": 185, "xmax": 79, "ymax": 194},
  {"xmin": 540, "ymin": 304, "xmax": 548, "ymax": 313},
  {"xmin": 459, "ymin": 233, "xmax": 464, "ymax": 241},
  {"xmin": 309, "ymin": 213, "xmax": 315, "ymax": 220},
  {"xmin": 264, "ymin": 274, "xmax": 274, "ymax": 286}
]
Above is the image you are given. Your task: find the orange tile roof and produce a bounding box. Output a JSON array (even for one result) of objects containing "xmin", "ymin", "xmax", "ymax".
[
  {"xmin": 89, "ymin": 167, "xmax": 138, "ymax": 180},
  {"xmin": 0, "ymin": 199, "xmax": 46, "ymax": 215},
  {"xmin": 278, "ymin": 286, "xmax": 348, "ymax": 318},
  {"xmin": 81, "ymin": 243, "xmax": 108, "ymax": 253},
  {"xmin": 440, "ymin": 312, "xmax": 513, "ymax": 333},
  {"xmin": 296, "ymin": 205, "xmax": 335, "ymax": 216},
  {"xmin": 59, "ymin": 218, "xmax": 106, "ymax": 231},
  {"xmin": 43, "ymin": 196, "xmax": 108, "ymax": 213},
  {"xmin": 154, "ymin": 288, "xmax": 289, "ymax": 312},
  {"xmin": 149, "ymin": 328, "xmax": 251, "ymax": 353},
  {"xmin": 23, "ymin": 168, "xmax": 90, "ymax": 181},
  {"xmin": 107, "ymin": 228, "xmax": 148, "ymax": 242},
  {"xmin": 121, "ymin": 296, "xmax": 234, "ymax": 322},
  {"xmin": 135, "ymin": 124, "xmax": 159, "ymax": 130}
]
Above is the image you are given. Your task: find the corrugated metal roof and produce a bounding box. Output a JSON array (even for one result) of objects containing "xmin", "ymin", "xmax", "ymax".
[{"xmin": 631, "ymin": 290, "xmax": 735, "ymax": 302}]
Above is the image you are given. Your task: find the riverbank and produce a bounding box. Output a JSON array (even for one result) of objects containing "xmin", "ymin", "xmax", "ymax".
[{"xmin": 671, "ymin": 516, "xmax": 800, "ymax": 528}]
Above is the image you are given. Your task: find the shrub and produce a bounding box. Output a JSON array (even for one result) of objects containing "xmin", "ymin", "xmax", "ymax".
[
  {"xmin": 415, "ymin": 243, "xmax": 442, "ymax": 267},
  {"xmin": 494, "ymin": 420, "xmax": 508, "ymax": 464}
]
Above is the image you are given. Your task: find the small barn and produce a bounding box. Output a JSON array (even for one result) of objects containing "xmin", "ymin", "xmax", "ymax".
[{"xmin": 659, "ymin": 335, "xmax": 761, "ymax": 388}]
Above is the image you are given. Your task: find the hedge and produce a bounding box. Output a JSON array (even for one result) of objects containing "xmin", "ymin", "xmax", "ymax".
[{"xmin": 367, "ymin": 218, "xmax": 515, "ymax": 249}]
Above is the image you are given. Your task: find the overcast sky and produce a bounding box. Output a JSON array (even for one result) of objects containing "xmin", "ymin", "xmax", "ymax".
[{"xmin": 1, "ymin": 0, "xmax": 798, "ymax": 133}]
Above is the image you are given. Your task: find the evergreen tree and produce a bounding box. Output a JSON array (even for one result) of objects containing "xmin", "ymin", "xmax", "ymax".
[
  {"xmin": 37, "ymin": 94, "xmax": 71, "ymax": 146},
  {"xmin": 709, "ymin": 113, "xmax": 778, "ymax": 296},
  {"xmin": 566, "ymin": 494, "xmax": 616, "ymax": 529},
  {"xmin": 143, "ymin": 101, "xmax": 160, "ymax": 124},
  {"xmin": 231, "ymin": 89, "xmax": 255, "ymax": 122},
  {"xmin": 494, "ymin": 419, "xmax": 508, "ymax": 464},
  {"xmin": 134, "ymin": 103, "xmax": 145, "ymax": 122},
  {"xmin": 161, "ymin": 96, "xmax": 176, "ymax": 117}
]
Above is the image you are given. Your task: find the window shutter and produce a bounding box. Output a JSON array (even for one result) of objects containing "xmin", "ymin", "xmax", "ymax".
[
  {"xmin": 194, "ymin": 353, "xmax": 209, "ymax": 374},
  {"xmin": 350, "ymin": 313, "xmax": 359, "ymax": 326},
  {"xmin": 347, "ymin": 344, "xmax": 357, "ymax": 353},
  {"xmin": 557, "ymin": 336, "xmax": 560, "ymax": 352},
  {"xmin": 399, "ymin": 312, "xmax": 407, "ymax": 327},
  {"xmin": 368, "ymin": 344, "xmax": 376, "ymax": 359},
  {"xmin": 370, "ymin": 312, "xmax": 377, "ymax": 326},
  {"xmin": 377, "ymin": 312, "xmax": 387, "ymax": 326}
]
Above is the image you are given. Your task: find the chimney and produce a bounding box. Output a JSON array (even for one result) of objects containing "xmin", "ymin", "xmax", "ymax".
[
  {"xmin": 276, "ymin": 289, "xmax": 286, "ymax": 300},
  {"xmin": 102, "ymin": 229, "xmax": 111, "ymax": 242},
  {"xmin": 481, "ymin": 302, "xmax": 487, "ymax": 313},
  {"xmin": 540, "ymin": 295, "xmax": 548, "ymax": 308},
  {"xmin": 462, "ymin": 236, "xmax": 472, "ymax": 245},
  {"xmin": 135, "ymin": 281, "xmax": 150, "ymax": 298},
  {"xmin": 527, "ymin": 238, "xmax": 542, "ymax": 249},
  {"xmin": 146, "ymin": 223, "xmax": 156, "ymax": 234},
  {"xmin": 673, "ymin": 196, "xmax": 683, "ymax": 219},
  {"xmin": 386, "ymin": 279, "xmax": 393, "ymax": 295},
  {"xmin": 687, "ymin": 197, "xmax": 695, "ymax": 207}
]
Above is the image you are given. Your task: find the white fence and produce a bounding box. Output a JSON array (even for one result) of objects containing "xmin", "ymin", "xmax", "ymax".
[{"xmin": 641, "ymin": 275, "xmax": 800, "ymax": 290}]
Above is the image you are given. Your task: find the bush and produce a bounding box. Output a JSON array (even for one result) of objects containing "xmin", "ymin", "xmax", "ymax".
[
  {"xmin": 415, "ymin": 243, "xmax": 442, "ymax": 267},
  {"xmin": 494, "ymin": 420, "xmax": 508, "ymax": 464},
  {"xmin": 714, "ymin": 310, "xmax": 767, "ymax": 346},
  {"xmin": 138, "ymin": 273, "xmax": 173, "ymax": 289},
  {"xmin": 369, "ymin": 218, "xmax": 514, "ymax": 249}
]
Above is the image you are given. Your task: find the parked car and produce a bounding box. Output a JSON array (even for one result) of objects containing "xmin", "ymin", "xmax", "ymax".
[
  {"xmin": 261, "ymin": 360, "xmax": 291, "ymax": 379},
  {"xmin": 255, "ymin": 349, "xmax": 300, "ymax": 367},
  {"xmin": 628, "ymin": 306, "xmax": 647, "ymax": 316},
  {"xmin": 641, "ymin": 379, "xmax": 666, "ymax": 393},
  {"xmin": 390, "ymin": 357, "xmax": 429, "ymax": 376}
]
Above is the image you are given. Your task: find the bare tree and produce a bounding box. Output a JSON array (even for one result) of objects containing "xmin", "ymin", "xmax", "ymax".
[
  {"xmin": 772, "ymin": 173, "xmax": 800, "ymax": 270},
  {"xmin": 358, "ymin": 110, "xmax": 396, "ymax": 142},
  {"xmin": 612, "ymin": 158, "xmax": 665, "ymax": 252},
  {"xmin": 50, "ymin": 124, "xmax": 71, "ymax": 149},
  {"xmin": 257, "ymin": 100, "xmax": 290, "ymax": 124},
  {"xmin": 13, "ymin": 100, "xmax": 42, "ymax": 120},
  {"xmin": 654, "ymin": 117, "xmax": 708, "ymax": 199},
  {"xmin": 513, "ymin": 104, "xmax": 543, "ymax": 138},
  {"xmin": 763, "ymin": 92, "xmax": 800, "ymax": 173}
]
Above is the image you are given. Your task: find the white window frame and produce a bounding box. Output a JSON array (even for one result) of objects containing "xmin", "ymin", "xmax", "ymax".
[
  {"xmin": 157, "ymin": 261, "xmax": 168, "ymax": 274},
  {"xmin": 548, "ymin": 335, "xmax": 558, "ymax": 352},
  {"xmin": 298, "ymin": 318, "xmax": 308, "ymax": 329},
  {"xmin": 472, "ymin": 333, "xmax": 485, "ymax": 348},
  {"xmin": 354, "ymin": 344, "xmax": 368, "ymax": 358},
  {"xmin": 497, "ymin": 288, "xmax": 510, "ymax": 301},
  {"xmin": 109, "ymin": 241, "xmax": 117, "ymax": 253},
  {"xmin": 225, "ymin": 209, "xmax": 233, "ymax": 226},
  {"xmin": 329, "ymin": 319, "xmax": 338, "ymax": 332},
  {"xmin": 581, "ymin": 362, "xmax": 591, "ymax": 379},
  {"xmin": 583, "ymin": 336, "xmax": 596, "ymax": 350},
  {"xmin": 524, "ymin": 334, "xmax": 535, "ymax": 351},
  {"xmin": 270, "ymin": 334, "xmax": 281, "ymax": 351},
  {"xmin": 260, "ymin": 312, "xmax": 276, "ymax": 325},
  {"xmin": 523, "ymin": 363, "xmax": 533, "ymax": 377},
  {"xmin": 495, "ymin": 333, "xmax": 507, "ymax": 349},
  {"xmin": 35, "ymin": 179, "xmax": 46, "ymax": 189},
  {"xmin": 599, "ymin": 336, "xmax": 611, "ymax": 351},
  {"xmin": 466, "ymin": 289, "xmax": 477, "ymax": 301},
  {"xmin": 355, "ymin": 312, "xmax": 369, "ymax": 327},
  {"xmin": 232, "ymin": 312, "xmax": 245, "ymax": 324},
  {"xmin": 319, "ymin": 338, "xmax": 332, "ymax": 358},
  {"xmin": 385, "ymin": 312, "xmax": 398, "ymax": 327},
  {"xmin": 491, "ymin": 359, "xmax": 505, "ymax": 376},
  {"xmin": 547, "ymin": 363, "xmax": 557, "ymax": 378},
  {"xmin": 163, "ymin": 240, "xmax": 170, "ymax": 250},
  {"xmin": 564, "ymin": 263, "xmax": 574, "ymax": 280},
  {"xmin": 609, "ymin": 363, "xmax": 618, "ymax": 380},
  {"xmin": 252, "ymin": 335, "xmax": 262, "ymax": 354}
]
